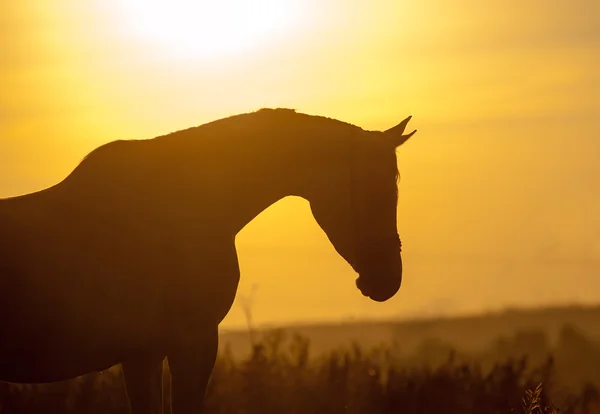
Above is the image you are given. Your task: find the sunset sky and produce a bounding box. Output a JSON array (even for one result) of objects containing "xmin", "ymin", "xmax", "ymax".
[{"xmin": 1, "ymin": 0, "xmax": 599, "ymax": 329}]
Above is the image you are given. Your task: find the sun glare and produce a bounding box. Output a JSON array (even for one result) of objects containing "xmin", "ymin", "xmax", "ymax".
[{"xmin": 117, "ymin": 0, "xmax": 303, "ymax": 60}]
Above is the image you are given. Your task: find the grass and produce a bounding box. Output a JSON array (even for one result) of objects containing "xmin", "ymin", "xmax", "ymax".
[{"xmin": 1, "ymin": 325, "xmax": 600, "ymax": 413}]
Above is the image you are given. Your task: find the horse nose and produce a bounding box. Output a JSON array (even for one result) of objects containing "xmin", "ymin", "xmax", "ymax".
[
  {"xmin": 356, "ymin": 276, "xmax": 401, "ymax": 302},
  {"xmin": 356, "ymin": 277, "xmax": 367, "ymax": 295}
]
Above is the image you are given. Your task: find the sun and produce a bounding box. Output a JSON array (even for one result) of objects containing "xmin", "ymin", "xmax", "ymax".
[{"xmin": 117, "ymin": 0, "xmax": 303, "ymax": 60}]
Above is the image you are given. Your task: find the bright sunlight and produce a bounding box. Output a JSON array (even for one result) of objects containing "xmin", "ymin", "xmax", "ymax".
[{"xmin": 116, "ymin": 0, "xmax": 305, "ymax": 60}]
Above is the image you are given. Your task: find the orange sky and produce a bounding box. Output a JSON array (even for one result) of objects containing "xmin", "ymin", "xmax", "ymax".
[{"xmin": 1, "ymin": 0, "xmax": 599, "ymax": 328}]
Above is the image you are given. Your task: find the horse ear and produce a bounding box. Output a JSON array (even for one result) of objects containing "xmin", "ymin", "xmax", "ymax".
[{"xmin": 384, "ymin": 115, "xmax": 417, "ymax": 147}]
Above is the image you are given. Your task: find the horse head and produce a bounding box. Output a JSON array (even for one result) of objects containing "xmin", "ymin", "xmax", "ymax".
[{"xmin": 309, "ymin": 116, "xmax": 416, "ymax": 302}]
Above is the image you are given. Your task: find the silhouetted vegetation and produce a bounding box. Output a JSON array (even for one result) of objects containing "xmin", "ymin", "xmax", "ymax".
[{"xmin": 2, "ymin": 322, "xmax": 600, "ymax": 413}]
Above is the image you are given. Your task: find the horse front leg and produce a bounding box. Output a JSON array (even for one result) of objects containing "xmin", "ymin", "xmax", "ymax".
[
  {"xmin": 121, "ymin": 352, "xmax": 165, "ymax": 414},
  {"xmin": 168, "ymin": 323, "xmax": 218, "ymax": 414}
]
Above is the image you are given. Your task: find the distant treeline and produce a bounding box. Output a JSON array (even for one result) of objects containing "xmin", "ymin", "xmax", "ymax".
[{"xmin": 1, "ymin": 323, "xmax": 600, "ymax": 413}]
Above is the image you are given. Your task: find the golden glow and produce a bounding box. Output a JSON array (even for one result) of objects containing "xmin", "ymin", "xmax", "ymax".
[
  {"xmin": 115, "ymin": 0, "xmax": 304, "ymax": 60},
  {"xmin": 1, "ymin": 0, "xmax": 599, "ymax": 328}
]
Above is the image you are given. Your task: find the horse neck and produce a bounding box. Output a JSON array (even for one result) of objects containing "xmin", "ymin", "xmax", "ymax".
[{"xmin": 226, "ymin": 141, "xmax": 337, "ymax": 236}]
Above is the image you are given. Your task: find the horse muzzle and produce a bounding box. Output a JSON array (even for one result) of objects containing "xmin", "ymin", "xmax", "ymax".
[{"xmin": 355, "ymin": 272, "xmax": 401, "ymax": 302}]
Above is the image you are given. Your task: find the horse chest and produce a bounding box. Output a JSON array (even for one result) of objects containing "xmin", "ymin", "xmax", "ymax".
[{"xmin": 164, "ymin": 242, "xmax": 241, "ymax": 326}]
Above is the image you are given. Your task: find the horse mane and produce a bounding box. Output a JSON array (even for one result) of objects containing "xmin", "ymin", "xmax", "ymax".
[
  {"xmin": 73, "ymin": 108, "xmax": 359, "ymax": 161},
  {"xmin": 155, "ymin": 107, "xmax": 364, "ymax": 142},
  {"xmin": 65, "ymin": 108, "xmax": 397, "ymax": 188}
]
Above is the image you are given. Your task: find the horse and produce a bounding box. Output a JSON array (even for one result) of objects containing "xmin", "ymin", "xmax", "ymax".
[{"xmin": 0, "ymin": 108, "xmax": 416, "ymax": 413}]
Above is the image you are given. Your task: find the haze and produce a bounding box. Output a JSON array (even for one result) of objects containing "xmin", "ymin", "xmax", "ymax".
[{"xmin": 1, "ymin": 0, "xmax": 598, "ymax": 329}]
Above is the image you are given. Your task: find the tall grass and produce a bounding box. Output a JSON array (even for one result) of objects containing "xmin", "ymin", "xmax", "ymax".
[{"xmin": 1, "ymin": 326, "xmax": 599, "ymax": 413}]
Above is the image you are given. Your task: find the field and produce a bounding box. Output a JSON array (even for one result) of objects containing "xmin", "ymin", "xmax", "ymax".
[{"xmin": 2, "ymin": 305, "xmax": 600, "ymax": 413}]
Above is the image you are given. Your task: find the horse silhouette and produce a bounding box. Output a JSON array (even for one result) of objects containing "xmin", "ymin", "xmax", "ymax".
[{"xmin": 0, "ymin": 108, "xmax": 416, "ymax": 413}]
